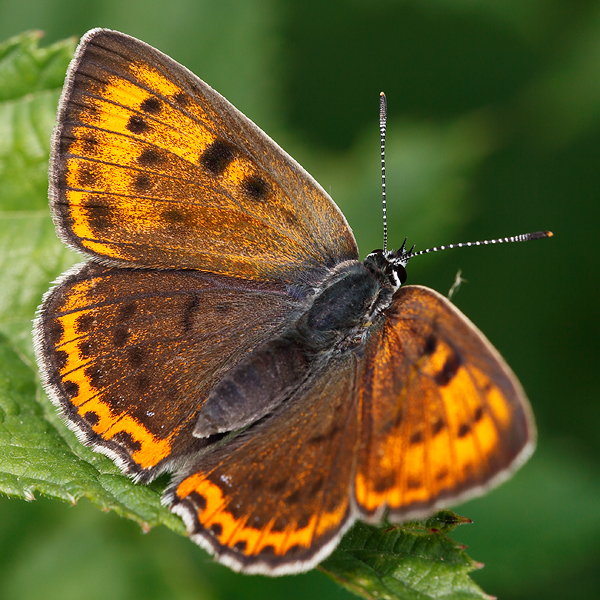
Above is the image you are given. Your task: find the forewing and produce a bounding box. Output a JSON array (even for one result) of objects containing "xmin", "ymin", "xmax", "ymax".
[
  {"xmin": 51, "ymin": 28, "xmax": 358, "ymax": 283},
  {"xmin": 34, "ymin": 262, "xmax": 298, "ymax": 481},
  {"xmin": 167, "ymin": 352, "xmax": 362, "ymax": 574},
  {"xmin": 355, "ymin": 285, "xmax": 535, "ymax": 520}
]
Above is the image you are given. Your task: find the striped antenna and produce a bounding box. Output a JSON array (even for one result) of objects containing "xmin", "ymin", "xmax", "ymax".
[
  {"xmin": 408, "ymin": 231, "xmax": 553, "ymax": 258},
  {"xmin": 379, "ymin": 92, "xmax": 388, "ymax": 253}
]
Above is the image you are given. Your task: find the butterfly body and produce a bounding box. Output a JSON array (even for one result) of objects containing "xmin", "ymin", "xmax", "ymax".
[
  {"xmin": 35, "ymin": 28, "xmax": 538, "ymax": 575},
  {"xmin": 196, "ymin": 244, "xmax": 411, "ymax": 439}
]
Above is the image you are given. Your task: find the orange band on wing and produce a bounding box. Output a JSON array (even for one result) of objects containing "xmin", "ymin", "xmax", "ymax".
[
  {"xmin": 176, "ymin": 474, "xmax": 347, "ymax": 558},
  {"xmin": 52, "ymin": 294, "xmax": 173, "ymax": 469},
  {"xmin": 129, "ymin": 62, "xmax": 181, "ymax": 97},
  {"xmin": 356, "ymin": 339, "xmax": 512, "ymax": 513}
]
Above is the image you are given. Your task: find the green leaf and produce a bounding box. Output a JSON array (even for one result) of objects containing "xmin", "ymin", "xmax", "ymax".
[
  {"xmin": 319, "ymin": 513, "xmax": 492, "ymax": 600},
  {"xmin": 0, "ymin": 31, "xmax": 76, "ymax": 212},
  {"xmin": 0, "ymin": 30, "xmax": 77, "ymax": 100},
  {"xmin": 0, "ymin": 31, "xmax": 491, "ymax": 600}
]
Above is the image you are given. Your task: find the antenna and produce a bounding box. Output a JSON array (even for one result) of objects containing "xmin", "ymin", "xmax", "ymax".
[
  {"xmin": 376, "ymin": 93, "xmax": 552, "ymax": 267},
  {"xmin": 408, "ymin": 231, "xmax": 553, "ymax": 258},
  {"xmin": 380, "ymin": 92, "xmax": 388, "ymax": 253}
]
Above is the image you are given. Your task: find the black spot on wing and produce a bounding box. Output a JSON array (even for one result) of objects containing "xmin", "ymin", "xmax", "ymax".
[
  {"xmin": 63, "ymin": 380, "xmax": 79, "ymax": 398},
  {"xmin": 296, "ymin": 513, "xmax": 310, "ymax": 529},
  {"xmin": 162, "ymin": 207, "xmax": 186, "ymax": 224},
  {"xmin": 82, "ymin": 136, "xmax": 99, "ymax": 155},
  {"xmin": 172, "ymin": 92, "xmax": 189, "ymax": 107},
  {"xmin": 140, "ymin": 97, "xmax": 161, "ymax": 114},
  {"xmin": 270, "ymin": 517, "xmax": 288, "ymax": 533},
  {"xmin": 78, "ymin": 340, "xmax": 94, "ymax": 359},
  {"xmin": 182, "ymin": 294, "xmax": 200, "ymax": 333},
  {"xmin": 458, "ymin": 423, "xmax": 471, "ymax": 438},
  {"xmin": 134, "ymin": 173, "xmax": 152, "ymax": 192},
  {"xmin": 188, "ymin": 491, "xmax": 207, "ymax": 512},
  {"xmin": 83, "ymin": 200, "xmax": 117, "ymax": 234},
  {"xmin": 54, "ymin": 350, "xmax": 68, "ymax": 372},
  {"xmin": 84, "ymin": 366, "xmax": 103, "ymax": 389},
  {"xmin": 118, "ymin": 302, "xmax": 137, "ymax": 322},
  {"xmin": 373, "ymin": 472, "xmax": 395, "ymax": 493},
  {"xmin": 46, "ymin": 319, "xmax": 64, "ymax": 347},
  {"xmin": 258, "ymin": 545, "xmax": 276, "ymax": 557},
  {"xmin": 83, "ymin": 411, "xmax": 99, "ymax": 426},
  {"xmin": 436, "ymin": 468, "xmax": 449, "ymax": 481},
  {"xmin": 111, "ymin": 430, "xmax": 142, "ymax": 453},
  {"xmin": 127, "ymin": 115, "xmax": 148, "ymax": 134},
  {"xmin": 284, "ymin": 488, "xmax": 301, "ymax": 505},
  {"xmin": 474, "ymin": 406, "xmax": 484, "ymax": 422},
  {"xmin": 393, "ymin": 409, "xmax": 404, "ymax": 427},
  {"xmin": 59, "ymin": 136, "xmax": 75, "ymax": 155},
  {"xmin": 138, "ymin": 147, "xmax": 162, "ymax": 167},
  {"xmin": 113, "ymin": 324, "xmax": 129, "ymax": 347},
  {"xmin": 407, "ymin": 478, "xmax": 422, "ymax": 490},
  {"xmin": 424, "ymin": 334, "xmax": 437, "ymax": 355},
  {"xmin": 76, "ymin": 313, "xmax": 95, "ymax": 334},
  {"xmin": 308, "ymin": 476, "xmax": 324, "ymax": 497},
  {"xmin": 127, "ymin": 346, "xmax": 146, "ymax": 369},
  {"xmin": 201, "ymin": 140, "xmax": 235, "ymax": 176},
  {"xmin": 431, "ymin": 417, "xmax": 445, "ymax": 436},
  {"xmin": 241, "ymin": 175, "xmax": 269, "ymax": 201},
  {"xmin": 434, "ymin": 353, "xmax": 462, "ymax": 386},
  {"xmin": 77, "ymin": 164, "xmax": 99, "ymax": 188},
  {"xmin": 307, "ymin": 423, "xmax": 341, "ymax": 445},
  {"xmin": 409, "ymin": 431, "xmax": 424, "ymax": 445},
  {"xmin": 270, "ymin": 479, "xmax": 288, "ymax": 493},
  {"xmin": 135, "ymin": 374, "xmax": 150, "ymax": 393}
]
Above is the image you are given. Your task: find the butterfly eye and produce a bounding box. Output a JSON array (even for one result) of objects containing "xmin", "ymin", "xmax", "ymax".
[
  {"xmin": 385, "ymin": 261, "xmax": 407, "ymax": 287},
  {"xmin": 395, "ymin": 264, "xmax": 407, "ymax": 285}
]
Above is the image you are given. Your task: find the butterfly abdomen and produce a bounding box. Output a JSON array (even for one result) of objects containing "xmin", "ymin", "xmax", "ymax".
[{"xmin": 194, "ymin": 337, "xmax": 311, "ymax": 438}]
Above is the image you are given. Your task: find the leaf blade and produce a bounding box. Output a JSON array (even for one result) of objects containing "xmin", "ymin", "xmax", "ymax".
[{"xmin": 319, "ymin": 515, "xmax": 492, "ymax": 600}]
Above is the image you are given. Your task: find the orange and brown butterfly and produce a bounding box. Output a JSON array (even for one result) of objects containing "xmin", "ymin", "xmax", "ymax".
[{"xmin": 34, "ymin": 28, "xmax": 550, "ymax": 575}]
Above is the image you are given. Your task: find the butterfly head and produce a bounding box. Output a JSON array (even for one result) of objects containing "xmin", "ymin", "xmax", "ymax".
[{"xmin": 363, "ymin": 238, "xmax": 413, "ymax": 292}]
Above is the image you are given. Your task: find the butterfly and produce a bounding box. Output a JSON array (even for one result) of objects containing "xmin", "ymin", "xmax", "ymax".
[{"xmin": 34, "ymin": 28, "xmax": 548, "ymax": 575}]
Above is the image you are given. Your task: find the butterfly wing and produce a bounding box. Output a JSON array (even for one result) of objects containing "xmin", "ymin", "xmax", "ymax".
[
  {"xmin": 354, "ymin": 285, "xmax": 535, "ymax": 520},
  {"xmin": 167, "ymin": 351, "xmax": 363, "ymax": 575},
  {"xmin": 34, "ymin": 261, "xmax": 300, "ymax": 481},
  {"xmin": 51, "ymin": 28, "xmax": 358, "ymax": 283}
]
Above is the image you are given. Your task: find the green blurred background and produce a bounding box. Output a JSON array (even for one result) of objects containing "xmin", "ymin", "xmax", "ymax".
[{"xmin": 0, "ymin": 0, "xmax": 599, "ymax": 598}]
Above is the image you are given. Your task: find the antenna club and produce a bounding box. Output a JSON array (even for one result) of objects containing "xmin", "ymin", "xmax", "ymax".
[{"xmin": 379, "ymin": 92, "xmax": 387, "ymax": 127}]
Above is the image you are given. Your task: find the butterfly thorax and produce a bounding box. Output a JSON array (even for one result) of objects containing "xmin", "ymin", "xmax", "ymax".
[
  {"xmin": 304, "ymin": 264, "xmax": 380, "ymax": 334},
  {"xmin": 294, "ymin": 254, "xmax": 405, "ymax": 353}
]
